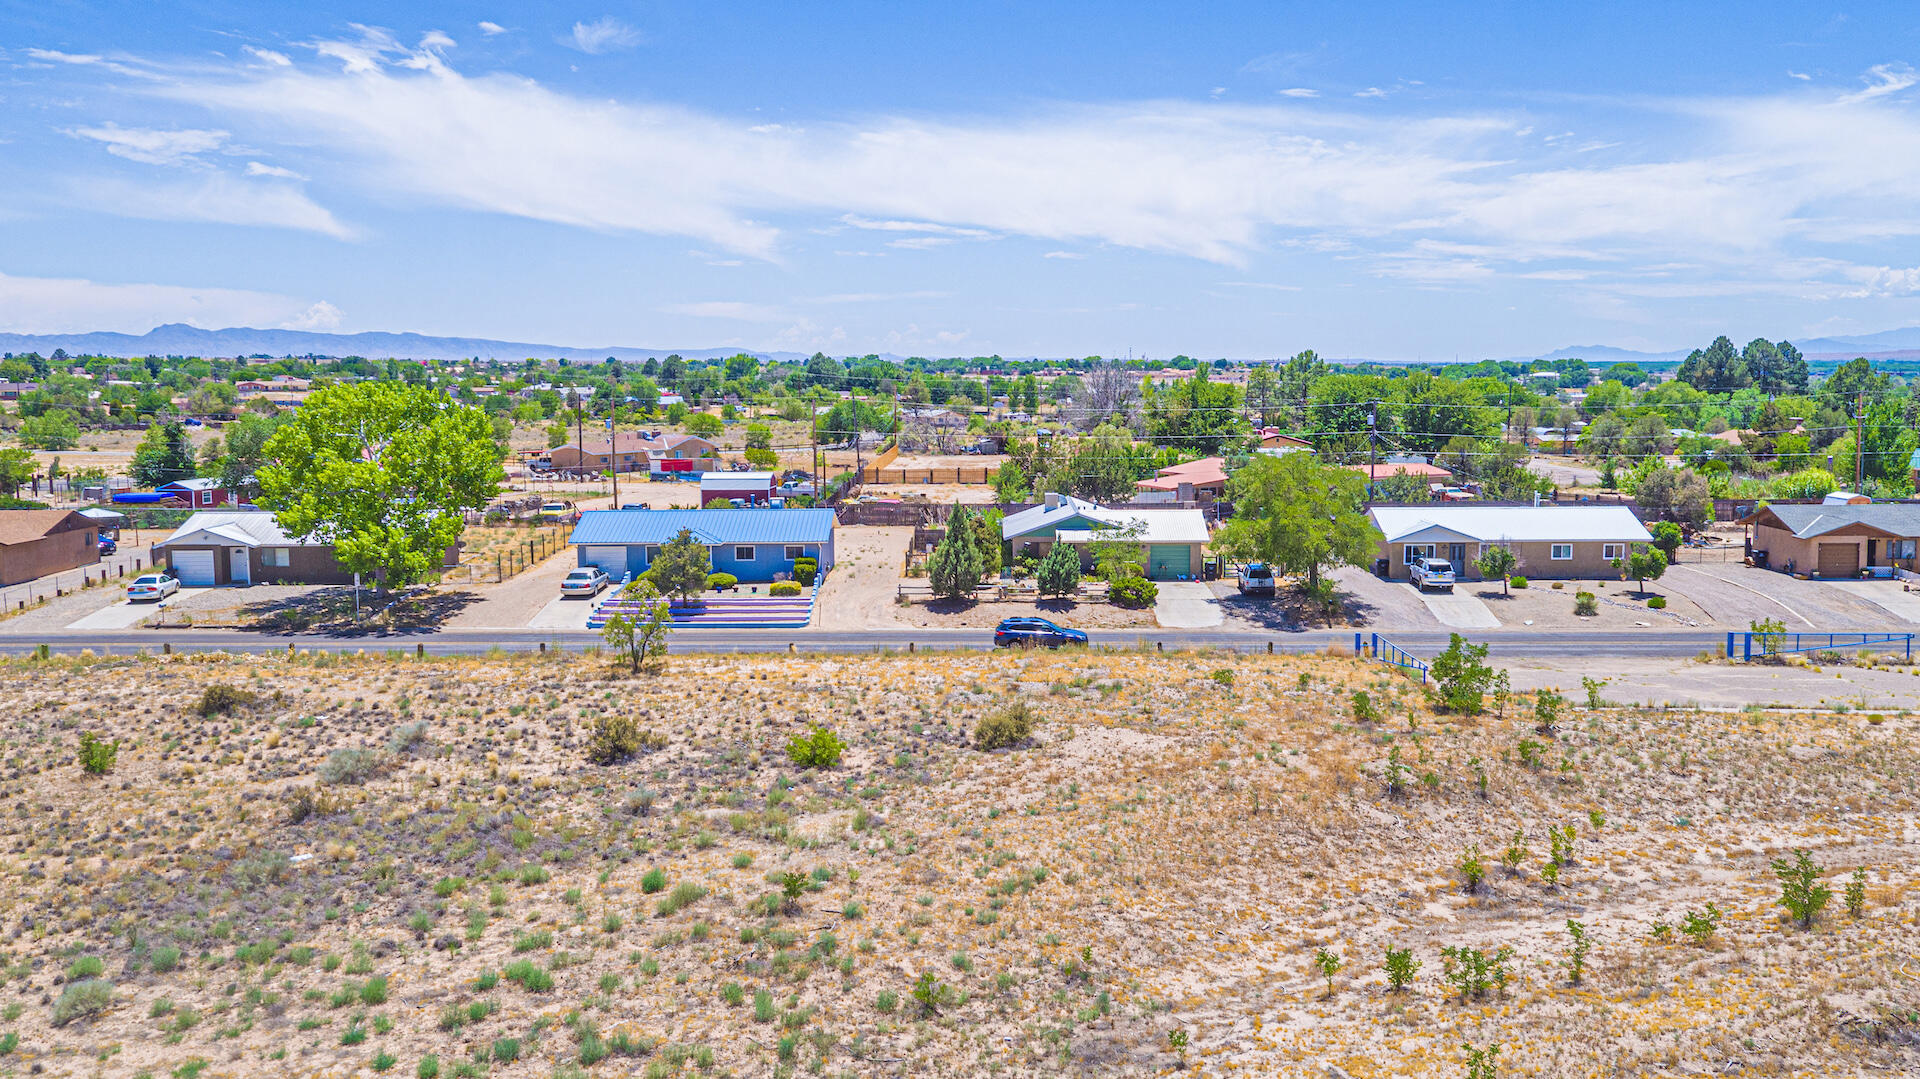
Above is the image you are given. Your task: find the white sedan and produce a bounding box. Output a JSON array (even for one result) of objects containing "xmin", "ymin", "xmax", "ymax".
[
  {"xmin": 126, "ymin": 573, "xmax": 181, "ymax": 603},
  {"xmin": 560, "ymin": 567, "xmax": 611, "ymax": 597}
]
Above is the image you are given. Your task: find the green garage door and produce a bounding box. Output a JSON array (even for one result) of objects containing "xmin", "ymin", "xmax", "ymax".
[{"xmin": 1146, "ymin": 544, "xmax": 1191, "ymax": 581}]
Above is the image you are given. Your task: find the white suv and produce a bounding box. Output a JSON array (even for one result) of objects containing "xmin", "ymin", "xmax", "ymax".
[{"xmin": 1409, "ymin": 557, "xmax": 1456, "ymax": 592}]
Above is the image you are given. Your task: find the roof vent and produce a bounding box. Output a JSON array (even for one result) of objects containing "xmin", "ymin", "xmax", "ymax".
[{"xmin": 1044, "ymin": 492, "xmax": 1061, "ymax": 509}]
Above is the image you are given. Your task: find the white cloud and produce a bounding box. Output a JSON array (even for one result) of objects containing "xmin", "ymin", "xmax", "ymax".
[
  {"xmin": 1354, "ymin": 87, "xmax": 1387, "ymax": 99},
  {"xmin": 1837, "ymin": 63, "xmax": 1918, "ymax": 104},
  {"xmin": 661, "ymin": 301, "xmax": 785, "ymax": 321},
  {"xmin": 67, "ymin": 173, "xmax": 351, "ymax": 238},
  {"xmin": 244, "ymin": 161, "xmax": 306, "ymax": 179},
  {"xmin": 25, "ymin": 48, "xmax": 103, "ymax": 65},
  {"xmin": 1278, "ymin": 88, "xmax": 1319, "ymax": 98},
  {"xmin": 566, "ymin": 17, "xmax": 641, "ymax": 54},
  {"xmin": 0, "ymin": 270, "xmax": 322, "ymax": 334},
  {"xmin": 841, "ymin": 215, "xmax": 992, "ymax": 238},
  {"xmin": 69, "ymin": 122, "xmax": 227, "ymax": 165},
  {"xmin": 1043, "ymin": 250, "xmax": 1085, "ymax": 259},
  {"xmin": 1787, "ymin": 70, "xmax": 1811, "ymax": 81},
  {"xmin": 244, "ymin": 46, "xmax": 293, "ymax": 67},
  {"xmin": 419, "ymin": 30, "xmax": 456, "ymax": 52},
  {"xmin": 478, "ymin": 21, "xmax": 507, "ymax": 36},
  {"xmin": 281, "ymin": 299, "xmax": 344, "ymax": 329}
]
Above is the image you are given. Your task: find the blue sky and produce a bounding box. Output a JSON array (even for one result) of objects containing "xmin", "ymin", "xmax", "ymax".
[{"xmin": 6, "ymin": 2, "xmax": 1920, "ymax": 358}]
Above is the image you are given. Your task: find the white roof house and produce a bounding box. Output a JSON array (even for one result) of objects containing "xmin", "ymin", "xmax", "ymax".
[
  {"xmin": 152, "ymin": 511, "xmax": 322, "ymax": 550},
  {"xmin": 1369, "ymin": 504, "xmax": 1652, "ymax": 546},
  {"xmin": 1001, "ymin": 493, "xmax": 1211, "ymax": 580}
]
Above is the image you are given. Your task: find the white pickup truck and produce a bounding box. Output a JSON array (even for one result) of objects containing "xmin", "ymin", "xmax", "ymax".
[{"xmin": 1408, "ymin": 556, "xmax": 1456, "ymax": 592}]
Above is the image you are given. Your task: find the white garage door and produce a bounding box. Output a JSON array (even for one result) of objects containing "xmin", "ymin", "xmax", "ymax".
[
  {"xmin": 170, "ymin": 549, "xmax": 216, "ymax": 586},
  {"xmin": 580, "ymin": 546, "xmax": 628, "ymax": 575}
]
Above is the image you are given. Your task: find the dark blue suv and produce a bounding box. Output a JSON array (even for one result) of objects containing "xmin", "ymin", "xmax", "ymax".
[{"xmin": 993, "ymin": 617, "xmax": 1088, "ymax": 648}]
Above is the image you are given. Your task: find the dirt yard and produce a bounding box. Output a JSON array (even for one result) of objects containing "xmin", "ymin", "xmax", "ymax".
[
  {"xmin": 0, "ymin": 649, "xmax": 1910, "ymax": 1078},
  {"xmin": 891, "ymin": 596, "xmax": 1157, "ymax": 630},
  {"xmin": 859, "ymin": 483, "xmax": 1001, "ymax": 504},
  {"xmin": 1469, "ymin": 578, "xmax": 1715, "ymax": 629}
]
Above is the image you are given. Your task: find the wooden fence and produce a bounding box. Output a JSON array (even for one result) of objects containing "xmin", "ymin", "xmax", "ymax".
[
  {"xmin": 865, "ymin": 466, "xmax": 994, "ymax": 485},
  {"xmin": 857, "ymin": 441, "xmax": 901, "ymax": 483}
]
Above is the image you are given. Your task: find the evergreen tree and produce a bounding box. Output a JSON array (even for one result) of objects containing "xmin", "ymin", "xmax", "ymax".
[
  {"xmin": 131, "ymin": 420, "xmax": 197, "ymax": 488},
  {"xmin": 1035, "ymin": 540, "xmax": 1081, "ymax": 596},
  {"xmin": 927, "ymin": 506, "xmax": 983, "ymax": 600}
]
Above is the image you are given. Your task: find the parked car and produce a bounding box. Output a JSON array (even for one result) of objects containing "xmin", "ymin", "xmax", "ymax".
[
  {"xmin": 1237, "ymin": 563, "xmax": 1275, "ymax": 595},
  {"xmin": 97, "ymin": 536, "xmax": 117, "ymax": 555},
  {"xmin": 1409, "ymin": 556, "xmax": 1456, "ymax": 592},
  {"xmin": 537, "ymin": 501, "xmax": 579, "ymax": 524},
  {"xmin": 560, "ymin": 567, "xmax": 611, "ymax": 597},
  {"xmin": 126, "ymin": 573, "xmax": 180, "ymax": 602},
  {"xmin": 993, "ymin": 617, "xmax": 1088, "ymax": 648},
  {"xmin": 776, "ymin": 480, "xmax": 816, "ymax": 496}
]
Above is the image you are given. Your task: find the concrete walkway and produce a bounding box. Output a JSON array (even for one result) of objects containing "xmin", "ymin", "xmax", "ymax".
[
  {"xmin": 1418, "ymin": 587, "xmax": 1502, "ymax": 629},
  {"xmin": 1154, "ymin": 581, "xmax": 1223, "ymax": 628},
  {"xmin": 1824, "ymin": 580, "xmax": 1920, "ymax": 624}
]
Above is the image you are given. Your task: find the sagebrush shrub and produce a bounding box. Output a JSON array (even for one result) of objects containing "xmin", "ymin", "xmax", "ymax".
[
  {"xmin": 975, "ymin": 702, "xmax": 1038, "ymax": 750},
  {"xmin": 319, "ymin": 747, "xmax": 384, "ymax": 785},
  {"xmin": 196, "ymin": 683, "xmax": 257, "ymax": 716},
  {"xmin": 51, "ymin": 979, "xmax": 112, "ymax": 1026},
  {"xmin": 586, "ymin": 716, "xmax": 663, "ymax": 765}
]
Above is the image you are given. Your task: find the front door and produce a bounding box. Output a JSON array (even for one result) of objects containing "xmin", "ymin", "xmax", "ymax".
[
  {"xmin": 1448, "ymin": 543, "xmax": 1467, "ymax": 570},
  {"xmin": 230, "ymin": 548, "xmax": 250, "ymax": 585}
]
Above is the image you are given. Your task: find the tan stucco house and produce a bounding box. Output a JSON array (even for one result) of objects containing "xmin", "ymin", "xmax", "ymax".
[
  {"xmin": 1741, "ymin": 503, "xmax": 1920, "ymax": 578},
  {"xmin": 1369, "ymin": 504, "xmax": 1653, "ymax": 581}
]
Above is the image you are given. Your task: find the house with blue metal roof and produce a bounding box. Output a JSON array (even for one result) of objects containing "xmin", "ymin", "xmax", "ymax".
[{"xmin": 568, "ymin": 508, "xmax": 834, "ymax": 581}]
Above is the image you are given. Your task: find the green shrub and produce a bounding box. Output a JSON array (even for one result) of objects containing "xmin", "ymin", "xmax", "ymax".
[
  {"xmin": 318, "ymin": 747, "xmax": 384, "ymax": 785},
  {"xmin": 786, "ymin": 726, "xmax": 845, "ymax": 769},
  {"xmin": 1573, "ymin": 591, "xmax": 1598, "ymax": 616},
  {"xmin": 642, "ymin": 867, "xmax": 667, "ymax": 893},
  {"xmin": 1646, "ymin": 596, "xmax": 1667, "ymax": 609},
  {"xmin": 656, "ymin": 882, "xmax": 707, "ymax": 917},
  {"xmin": 196, "ymin": 684, "xmax": 257, "ymax": 716},
  {"xmin": 77, "ymin": 732, "xmax": 120, "ymax": 775},
  {"xmin": 0, "ymin": 1032, "xmax": 16, "ymax": 1055},
  {"xmin": 874, "ymin": 989, "xmax": 898, "ymax": 1014},
  {"xmin": 1108, "ymin": 575, "xmax": 1158, "ymax": 608},
  {"xmin": 1773, "ymin": 848, "xmax": 1831, "ymax": 929},
  {"xmin": 1681, "ymin": 903, "xmax": 1721, "ymax": 944},
  {"xmin": 51, "ymin": 979, "xmax": 112, "ymax": 1026},
  {"xmin": 1846, "ymin": 868, "xmax": 1868, "ymax": 918},
  {"xmin": 1383, "ymin": 946, "xmax": 1419, "ymax": 992},
  {"xmin": 1438, "ymin": 945, "xmax": 1512, "ymax": 1002},
  {"xmin": 770, "ymin": 581, "xmax": 801, "ymax": 597},
  {"xmin": 416, "ymin": 1055, "xmax": 439, "ymax": 1079},
  {"xmin": 587, "ymin": 715, "xmax": 664, "ymax": 765},
  {"xmin": 150, "ymin": 946, "xmax": 181, "ymax": 973},
  {"xmin": 66, "ymin": 956, "xmax": 104, "ymax": 980},
  {"xmin": 1509, "ymin": 575, "xmax": 1528, "ymax": 589},
  {"xmin": 372, "ymin": 1051, "xmax": 396, "ymax": 1072},
  {"xmin": 792, "ymin": 559, "xmax": 818, "ymax": 586},
  {"xmin": 705, "ymin": 572, "xmax": 738, "ymax": 591},
  {"xmin": 1350, "ymin": 691, "xmax": 1380, "ymax": 723},
  {"xmin": 974, "ymin": 701, "xmax": 1039, "ymax": 750}
]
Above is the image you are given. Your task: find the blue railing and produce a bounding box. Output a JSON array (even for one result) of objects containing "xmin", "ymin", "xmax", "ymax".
[
  {"xmin": 1356, "ymin": 632, "xmax": 1430, "ymax": 682},
  {"xmin": 1728, "ymin": 631, "xmax": 1915, "ymax": 662}
]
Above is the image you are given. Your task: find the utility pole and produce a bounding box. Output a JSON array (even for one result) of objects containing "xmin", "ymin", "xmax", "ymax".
[
  {"xmin": 810, "ymin": 410, "xmax": 820, "ymax": 497},
  {"xmin": 1367, "ymin": 405, "xmax": 1378, "ymax": 489},
  {"xmin": 1855, "ymin": 391, "xmax": 1865, "ymax": 490},
  {"xmin": 608, "ymin": 407, "xmax": 619, "ymax": 510}
]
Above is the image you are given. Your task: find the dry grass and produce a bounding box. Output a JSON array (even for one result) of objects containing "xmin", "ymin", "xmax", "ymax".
[{"xmin": 0, "ymin": 649, "xmax": 1910, "ymax": 1077}]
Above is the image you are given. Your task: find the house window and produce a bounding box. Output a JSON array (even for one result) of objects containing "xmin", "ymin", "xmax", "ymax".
[
  {"xmin": 1897, "ymin": 539, "xmax": 1919, "ymax": 560},
  {"xmin": 735, "ymin": 545, "xmax": 755, "ymax": 562},
  {"xmin": 1402, "ymin": 544, "xmax": 1434, "ymax": 563},
  {"xmin": 1551, "ymin": 544, "xmax": 1574, "ymax": 560},
  {"xmin": 785, "ymin": 544, "xmax": 805, "ymax": 560},
  {"xmin": 643, "ymin": 545, "xmax": 661, "ymax": 562},
  {"xmin": 1602, "ymin": 543, "xmax": 1625, "ymax": 560},
  {"xmin": 262, "ymin": 548, "xmax": 290, "ymax": 567},
  {"xmin": 198, "ymin": 490, "xmax": 214, "ymax": 506}
]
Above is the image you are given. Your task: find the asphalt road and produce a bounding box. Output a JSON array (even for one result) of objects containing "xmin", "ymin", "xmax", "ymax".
[{"xmin": 0, "ymin": 626, "xmax": 1765, "ymax": 659}]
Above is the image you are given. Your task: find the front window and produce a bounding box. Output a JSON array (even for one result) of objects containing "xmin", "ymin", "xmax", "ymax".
[
  {"xmin": 735, "ymin": 545, "xmax": 755, "ymax": 562},
  {"xmin": 785, "ymin": 544, "xmax": 805, "ymax": 560},
  {"xmin": 1602, "ymin": 543, "xmax": 1624, "ymax": 560},
  {"xmin": 198, "ymin": 490, "xmax": 214, "ymax": 505},
  {"xmin": 1403, "ymin": 544, "xmax": 1434, "ymax": 563},
  {"xmin": 644, "ymin": 545, "xmax": 660, "ymax": 562},
  {"xmin": 263, "ymin": 548, "xmax": 290, "ymax": 567},
  {"xmin": 1551, "ymin": 544, "xmax": 1574, "ymax": 560}
]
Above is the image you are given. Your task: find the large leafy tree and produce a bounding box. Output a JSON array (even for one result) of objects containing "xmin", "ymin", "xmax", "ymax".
[
  {"xmin": 1675, "ymin": 336, "xmax": 1749, "ymax": 393},
  {"xmin": 1215, "ymin": 453, "xmax": 1382, "ymax": 592},
  {"xmin": 257, "ymin": 383, "xmax": 504, "ymax": 593},
  {"xmin": 0, "ymin": 447, "xmax": 37, "ymax": 498},
  {"xmin": 131, "ymin": 420, "xmax": 197, "ymax": 488},
  {"xmin": 218, "ymin": 412, "xmax": 280, "ymax": 497}
]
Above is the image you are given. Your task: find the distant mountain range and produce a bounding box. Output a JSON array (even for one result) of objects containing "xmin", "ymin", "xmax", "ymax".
[
  {"xmin": 2, "ymin": 321, "xmax": 1920, "ymax": 365},
  {"xmin": 0, "ymin": 324, "xmax": 812, "ymax": 364}
]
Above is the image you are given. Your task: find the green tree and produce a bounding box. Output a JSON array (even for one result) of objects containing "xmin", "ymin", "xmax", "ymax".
[
  {"xmin": 257, "ymin": 384, "xmax": 503, "ymax": 594},
  {"xmin": 683, "ymin": 411, "xmax": 723, "ymax": 439},
  {"xmin": 1675, "ymin": 335, "xmax": 1749, "ymax": 392},
  {"xmin": 645, "ymin": 528, "xmax": 713, "ymax": 602},
  {"xmin": 0, "ymin": 447, "xmax": 37, "ymax": 497},
  {"xmin": 1634, "ymin": 468, "xmax": 1711, "ymax": 530},
  {"xmin": 602, "ymin": 580, "xmax": 671, "ymax": 673},
  {"xmin": 1649, "ymin": 521, "xmax": 1683, "ymax": 560},
  {"xmin": 18, "ymin": 409, "xmax": 80, "ymax": 450},
  {"xmin": 927, "ymin": 505, "xmax": 983, "ymax": 600},
  {"xmin": 218, "ymin": 412, "xmax": 279, "ymax": 497},
  {"xmin": 743, "ymin": 423, "xmax": 777, "ymax": 469},
  {"xmin": 991, "ymin": 460, "xmax": 1029, "ymax": 502},
  {"xmin": 1619, "ymin": 547, "xmax": 1668, "ymax": 594},
  {"xmin": 1215, "ymin": 453, "xmax": 1382, "ymax": 593},
  {"xmin": 1429, "ymin": 634, "xmax": 1495, "ymax": 714},
  {"xmin": 1475, "ymin": 544, "xmax": 1518, "ymax": 595},
  {"xmin": 1034, "ymin": 540, "xmax": 1081, "ymax": 597},
  {"xmin": 131, "ymin": 420, "xmax": 197, "ymax": 488}
]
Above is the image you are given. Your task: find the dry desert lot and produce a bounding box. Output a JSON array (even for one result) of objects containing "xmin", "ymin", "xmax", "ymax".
[{"xmin": 0, "ymin": 649, "xmax": 1910, "ymax": 1078}]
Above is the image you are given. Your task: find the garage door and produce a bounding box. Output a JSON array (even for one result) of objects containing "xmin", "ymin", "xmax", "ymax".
[
  {"xmin": 1817, "ymin": 543, "xmax": 1860, "ymax": 579},
  {"xmin": 1147, "ymin": 544, "xmax": 1192, "ymax": 581},
  {"xmin": 170, "ymin": 549, "xmax": 216, "ymax": 586},
  {"xmin": 579, "ymin": 546, "xmax": 628, "ymax": 575}
]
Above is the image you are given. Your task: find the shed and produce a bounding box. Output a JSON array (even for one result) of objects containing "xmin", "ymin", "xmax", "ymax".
[
  {"xmin": 569, "ymin": 507, "xmax": 834, "ymax": 582},
  {"xmin": 156, "ymin": 477, "xmax": 251, "ymax": 508},
  {"xmin": 699, "ymin": 471, "xmax": 778, "ymax": 507},
  {"xmin": 0, "ymin": 510, "xmax": 100, "ymax": 586}
]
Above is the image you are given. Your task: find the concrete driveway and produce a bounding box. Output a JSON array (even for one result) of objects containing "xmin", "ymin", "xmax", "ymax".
[
  {"xmin": 528, "ymin": 592, "xmax": 598, "ymax": 630},
  {"xmin": 66, "ymin": 589, "xmax": 207, "ymax": 630},
  {"xmin": 1823, "ymin": 580, "xmax": 1920, "ymax": 624},
  {"xmin": 1416, "ymin": 586, "xmax": 1501, "ymax": 629},
  {"xmin": 1154, "ymin": 581, "xmax": 1223, "ymax": 628},
  {"xmin": 1662, "ymin": 564, "xmax": 1897, "ymax": 628}
]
